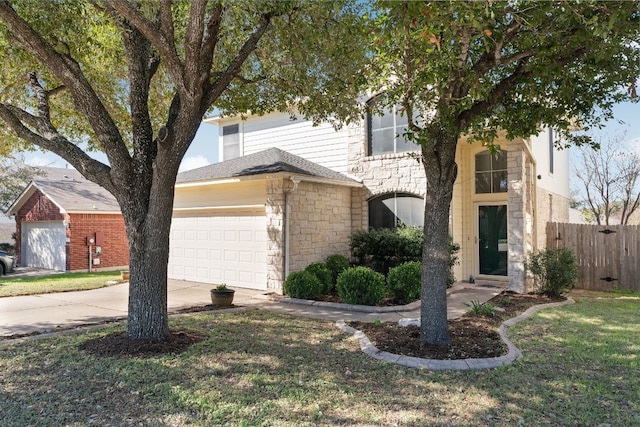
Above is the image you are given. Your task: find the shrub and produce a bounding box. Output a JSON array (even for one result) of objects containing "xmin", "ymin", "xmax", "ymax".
[
  {"xmin": 283, "ymin": 271, "xmax": 324, "ymax": 299},
  {"xmin": 304, "ymin": 262, "xmax": 332, "ymax": 294},
  {"xmin": 526, "ymin": 247, "xmax": 579, "ymax": 297},
  {"xmin": 464, "ymin": 298, "xmax": 497, "ymax": 317},
  {"xmin": 387, "ymin": 261, "xmax": 422, "ymax": 303},
  {"xmin": 336, "ymin": 266, "xmax": 386, "ymax": 305},
  {"xmin": 350, "ymin": 226, "xmax": 422, "ymax": 275},
  {"xmin": 325, "ymin": 254, "xmax": 350, "ymax": 287}
]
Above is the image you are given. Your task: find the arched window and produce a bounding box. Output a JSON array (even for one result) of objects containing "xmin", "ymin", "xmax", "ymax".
[
  {"xmin": 368, "ymin": 193, "xmax": 424, "ymax": 229},
  {"xmin": 367, "ymin": 98, "xmax": 417, "ymax": 156},
  {"xmin": 475, "ymin": 150, "xmax": 508, "ymax": 194}
]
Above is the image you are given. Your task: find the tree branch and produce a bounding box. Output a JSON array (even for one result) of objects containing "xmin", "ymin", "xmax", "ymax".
[
  {"xmin": 105, "ymin": 0, "xmax": 186, "ymax": 95},
  {"xmin": 205, "ymin": 11, "xmax": 274, "ymax": 108},
  {"xmin": 0, "ymin": 0, "xmax": 127, "ymax": 165},
  {"xmin": 0, "ymin": 102, "xmax": 113, "ymax": 189},
  {"xmin": 200, "ymin": 2, "xmax": 225, "ymax": 79},
  {"xmin": 184, "ymin": 0, "xmax": 207, "ymax": 92}
]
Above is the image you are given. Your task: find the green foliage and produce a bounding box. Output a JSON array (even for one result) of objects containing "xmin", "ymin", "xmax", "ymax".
[
  {"xmin": 350, "ymin": 227, "xmax": 459, "ymax": 286},
  {"xmin": 350, "ymin": 226, "xmax": 422, "ymax": 275},
  {"xmin": 283, "ymin": 271, "xmax": 324, "ymax": 300},
  {"xmin": 0, "ymin": 161, "xmax": 40, "ymax": 211},
  {"xmin": 526, "ymin": 248, "xmax": 579, "ymax": 297},
  {"xmin": 464, "ymin": 299, "xmax": 497, "ymax": 318},
  {"xmin": 336, "ymin": 266, "xmax": 386, "ymax": 306},
  {"xmin": 386, "ymin": 261, "xmax": 421, "ymax": 303},
  {"xmin": 325, "ymin": 254, "xmax": 350, "ymax": 286},
  {"xmin": 304, "ymin": 262, "xmax": 332, "ymax": 294}
]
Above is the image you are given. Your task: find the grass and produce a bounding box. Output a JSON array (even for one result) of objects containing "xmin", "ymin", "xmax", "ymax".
[
  {"xmin": 0, "ymin": 271, "xmax": 123, "ymax": 297},
  {"xmin": 0, "ymin": 290, "xmax": 638, "ymax": 426}
]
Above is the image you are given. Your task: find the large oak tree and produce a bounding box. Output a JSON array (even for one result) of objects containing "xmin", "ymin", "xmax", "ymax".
[
  {"xmin": 0, "ymin": 0, "xmax": 368, "ymax": 340},
  {"xmin": 369, "ymin": 0, "xmax": 639, "ymax": 345}
]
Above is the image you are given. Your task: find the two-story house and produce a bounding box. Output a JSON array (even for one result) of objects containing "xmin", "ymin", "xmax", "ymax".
[{"xmin": 168, "ymin": 103, "xmax": 570, "ymax": 293}]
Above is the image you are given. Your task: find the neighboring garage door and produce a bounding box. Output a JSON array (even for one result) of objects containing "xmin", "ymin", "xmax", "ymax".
[
  {"xmin": 22, "ymin": 221, "xmax": 66, "ymax": 271},
  {"xmin": 168, "ymin": 209, "xmax": 267, "ymax": 290}
]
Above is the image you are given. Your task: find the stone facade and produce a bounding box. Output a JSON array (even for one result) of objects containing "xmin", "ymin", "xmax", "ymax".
[
  {"xmin": 265, "ymin": 179, "xmax": 286, "ymax": 291},
  {"xmin": 346, "ymin": 121, "xmax": 426, "ymax": 231},
  {"xmin": 287, "ymin": 181, "xmax": 353, "ymax": 273}
]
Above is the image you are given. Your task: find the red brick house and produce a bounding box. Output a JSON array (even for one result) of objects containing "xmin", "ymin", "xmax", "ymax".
[{"xmin": 7, "ymin": 168, "xmax": 128, "ymax": 272}]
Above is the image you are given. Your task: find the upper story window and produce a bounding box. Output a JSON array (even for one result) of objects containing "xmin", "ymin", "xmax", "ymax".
[
  {"xmin": 475, "ymin": 150, "xmax": 508, "ymax": 194},
  {"xmin": 222, "ymin": 124, "xmax": 240, "ymax": 160},
  {"xmin": 367, "ymin": 98, "xmax": 417, "ymax": 156},
  {"xmin": 369, "ymin": 193, "xmax": 424, "ymax": 229}
]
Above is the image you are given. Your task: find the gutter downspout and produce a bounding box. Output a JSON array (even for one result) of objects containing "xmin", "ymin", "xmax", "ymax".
[{"xmin": 283, "ymin": 176, "xmax": 301, "ymax": 280}]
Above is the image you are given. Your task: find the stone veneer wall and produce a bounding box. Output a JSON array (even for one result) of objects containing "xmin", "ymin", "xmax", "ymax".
[
  {"xmin": 287, "ymin": 181, "xmax": 353, "ymax": 274},
  {"xmin": 346, "ymin": 122, "xmax": 426, "ymax": 231},
  {"xmin": 265, "ymin": 179, "xmax": 286, "ymax": 291},
  {"xmin": 507, "ymin": 142, "xmax": 536, "ymax": 293}
]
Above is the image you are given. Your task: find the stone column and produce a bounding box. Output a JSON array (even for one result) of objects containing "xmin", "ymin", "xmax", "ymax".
[
  {"xmin": 507, "ymin": 146, "xmax": 527, "ymax": 293},
  {"xmin": 265, "ymin": 179, "xmax": 286, "ymax": 292}
]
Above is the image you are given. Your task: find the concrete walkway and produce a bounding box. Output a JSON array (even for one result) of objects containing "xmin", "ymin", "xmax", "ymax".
[{"xmin": 0, "ymin": 278, "xmax": 505, "ymax": 337}]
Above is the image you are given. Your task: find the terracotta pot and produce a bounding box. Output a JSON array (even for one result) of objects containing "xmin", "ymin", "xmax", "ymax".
[
  {"xmin": 121, "ymin": 271, "xmax": 130, "ymax": 280},
  {"xmin": 210, "ymin": 289, "xmax": 235, "ymax": 306}
]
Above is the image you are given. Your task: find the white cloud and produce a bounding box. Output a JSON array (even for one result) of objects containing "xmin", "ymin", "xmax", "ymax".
[
  {"xmin": 179, "ymin": 155, "xmax": 210, "ymax": 172},
  {"xmin": 25, "ymin": 155, "xmax": 65, "ymax": 167}
]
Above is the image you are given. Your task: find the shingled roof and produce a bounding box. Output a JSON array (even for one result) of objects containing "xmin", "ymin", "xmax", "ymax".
[
  {"xmin": 8, "ymin": 167, "xmax": 120, "ymax": 214},
  {"xmin": 176, "ymin": 148, "xmax": 358, "ymax": 184}
]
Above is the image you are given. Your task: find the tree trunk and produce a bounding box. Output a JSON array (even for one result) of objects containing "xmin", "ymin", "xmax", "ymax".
[
  {"xmin": 420, "ymin": 132, "xmax": 458, "ymax": 346},
  {"xmin": 121, "ymin": 167, "xmax": 177, "ymax": 341}
]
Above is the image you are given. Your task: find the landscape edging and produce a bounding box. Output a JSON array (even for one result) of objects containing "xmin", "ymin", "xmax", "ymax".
[{"xmin": 336, "ymin": 297, "xmax": 575, "ymax": 370}]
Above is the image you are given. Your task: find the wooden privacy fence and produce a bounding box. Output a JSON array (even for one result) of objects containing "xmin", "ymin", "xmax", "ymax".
[{"xmin": 546, "ymin": 222, "xmax": 640, "ymax": 292}]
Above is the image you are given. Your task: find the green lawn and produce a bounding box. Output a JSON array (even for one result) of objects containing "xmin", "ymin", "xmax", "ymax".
[
  {"xmin": 0, "ymin": 271, "xmax": 123, "ymax": 297},
  {"xmin": 0, "ymin": 290, "xmax": 638, "ymax": 426}
]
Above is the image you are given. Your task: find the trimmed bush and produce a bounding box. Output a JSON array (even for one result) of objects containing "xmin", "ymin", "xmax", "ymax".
[
  {"xmin": 350, "ymin": 226, "xmax": 422, "ymax": 275},
  {"xmin": 387, "ymin": 261, "xmax": 422, "ymax": 303},
  {"xmin": 526, "ymin": 247, "xmax": 579, "ymax": 297},
  {"xmin": 325, "ymin": 254, "xmax": 350, "ymax": 287},
  {"xmin": 304, "ymin": 262, "xmax": 332, "ymax": 294},
  {"xmin": 336, "ymin": 266, "xmax": 386, "ymax": 306},
  {"xmin": 283, "ymin": 271, "xmax": 324, "ymax": 299}
]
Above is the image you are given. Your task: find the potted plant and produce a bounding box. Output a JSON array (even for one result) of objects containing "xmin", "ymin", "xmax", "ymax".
[{"xmin": 210, "ymin": 283, "xmax": 235, "ymax": 306}]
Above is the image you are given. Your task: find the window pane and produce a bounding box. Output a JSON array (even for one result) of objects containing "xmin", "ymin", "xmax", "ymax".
[
  {"xmin": 492, "ymin": 151, "xmax": 507, "ymax": 170},
  {"xmin": 493, "ymin": 171, "xmax": 508, "ymax": 193},
  {"xmin": 369, "ymin": 193, "xmax": 423, "ymax": 229},
  {"xmin": 369, "ymin": 196, "xmax": 396, "ymax": 229},
  {"xmin": 395, "ymin": 195, "xmax": 423, "ymax": 227},
  {"xmin": 371, "ymin": 128, "xmax": 395, "ymax": 155},
  {"xmin": 475, "ymin": 152, "xmax": 491, "ymax": 172},
  {"xmin": 222, "ymin": 124, "xmax": 240, "ymax": 160},
  {"xmin": 222, "ymin": 124, "xmax": 239, "ymax": 136},
  {"xmin": 476, "ymin": 172, "xmax": 491, "ymax": 193}
]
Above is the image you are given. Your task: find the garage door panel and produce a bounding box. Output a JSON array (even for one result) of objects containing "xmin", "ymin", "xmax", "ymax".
[
  {"xmin": 168, "ymin": 209, "xmax": 266, "ymax": 290},
  {"xmin": 23, "ymin": 221, "xmax": 66, "ymax": 271}
]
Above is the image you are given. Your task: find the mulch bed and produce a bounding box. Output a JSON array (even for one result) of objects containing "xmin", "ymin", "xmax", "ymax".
[{"xmin": 350, "ymin": 291, "xmax": 565, "ymax": 360}]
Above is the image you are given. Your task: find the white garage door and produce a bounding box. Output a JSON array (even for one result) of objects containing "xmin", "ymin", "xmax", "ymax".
[
  {"xmin": 22, "ymin": 221, "xmax": 66, "ymax": 271},
  {"xmin": 168, "ymin": 209, "xmax": 267, "ymax": 290}
]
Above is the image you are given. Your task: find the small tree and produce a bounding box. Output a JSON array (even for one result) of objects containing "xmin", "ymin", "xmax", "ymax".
[
  {"xmin": 573, "ymin": 131, "xmax": 640, "ymax": 225},
  {"xmin": 526, "ymin": 248, "xmax": 579, "ymax": 297}
]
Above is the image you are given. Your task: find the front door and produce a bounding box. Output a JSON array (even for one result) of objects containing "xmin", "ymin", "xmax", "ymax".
[{"xmin": 478, "ymin": 205, "xmax": 508, "ymax": 276}]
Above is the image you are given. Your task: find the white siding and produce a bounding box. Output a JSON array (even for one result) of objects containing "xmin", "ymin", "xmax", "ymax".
[
  {"xmin": 219, "ymin": 112, "xmax": 350, "ymax": 173},
  {"xmin": 529, "ymin": 127, "xmax": 570, "ymax": 199}
]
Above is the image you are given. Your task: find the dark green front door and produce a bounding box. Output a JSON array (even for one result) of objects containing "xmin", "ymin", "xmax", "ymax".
[{"xmin": 478, "ymin": 205, "xmax": 508, "ymax": 276}]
